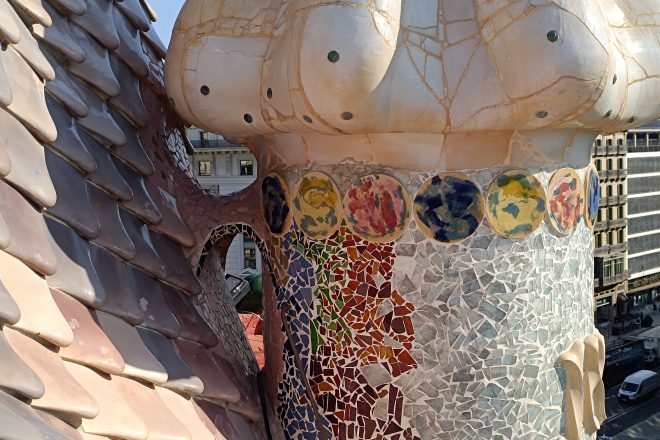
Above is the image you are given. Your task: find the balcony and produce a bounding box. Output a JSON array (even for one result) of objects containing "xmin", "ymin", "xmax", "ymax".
[
  {"xmin": 618, "ymin": 144, "xmax": 627, "ymax": 154},
  {"xmin": 600, "ymin": 195, "xmax": 627, "ymax": 207},
  {"xmin": 595, "ymin": 218, "xmax": 628, "ymax": 231},
  {"xmin": 609, "ymin": 218, "xmax": 628, "ymax": 229},
  {"xmin": 596, "ymin": 271, "xmax": 630, "ymax": 289},
  {"xmin": 594, "ymin": 145, "xmax": 607, "ymax": 156},
  {"xmin": 606, "ymin": 145, "xmax": 619, "ymax": 155},
  {"xmin": 628, "ymin": 140, "xmax": 660, "ymax": 153},
  {"xmin": 603, "ymin": 271, "xmax": 630, "ymax": 287},
  {"xmin": 611, "ymin": 243, "xmax": 628, "ymax": 254},
  {"xmin": 594, "ymin": 243, "xmax": 628, "ymax": 257},
  {"xmin": 601, "ymin": 169, "xmax": 627, "ymax": 180}
]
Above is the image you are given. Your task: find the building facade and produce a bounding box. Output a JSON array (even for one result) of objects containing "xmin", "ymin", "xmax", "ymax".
[
  {"xmin": 186, "ymin": 127, "xmax": 262, "ymax": 275},
  {"xmin": 627, "ymin": 120, "xmax": 660, "ymax": 309},
  {"xmin": 593, "ymin": 132, "xmax": 629, "ymax": 321}
]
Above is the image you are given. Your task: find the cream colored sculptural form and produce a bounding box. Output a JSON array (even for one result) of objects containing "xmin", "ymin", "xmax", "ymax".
[
  {"xmin": 166, "ymin": 2, "xmax": 660, "ymax": 440},
  {"xmin": 557, "ymin": 331, "xmax": 606, "ymax": 440},
  {"xmin": 167, "ymin": 0, "xmax": 660, "ymax": 171}
]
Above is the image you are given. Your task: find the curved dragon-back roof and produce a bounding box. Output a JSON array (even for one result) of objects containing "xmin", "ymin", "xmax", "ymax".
[{"xmin": 0, "ymin": 0, "xmax": 267, "ymax": 438}]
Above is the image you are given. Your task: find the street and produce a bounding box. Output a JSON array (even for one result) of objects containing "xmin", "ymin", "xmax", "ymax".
[{"xmin": 598, "ymin": 362, "xmax": 660, "ymax": 438}]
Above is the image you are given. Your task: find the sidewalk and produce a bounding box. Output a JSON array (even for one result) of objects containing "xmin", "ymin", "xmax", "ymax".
[
  {"xmin": 613, "ymin": 413, "xmax": 660, "ymax": 439},
  {"xmin": 605, "ymin": 305, "xmax": 660, "ymax": 343}
]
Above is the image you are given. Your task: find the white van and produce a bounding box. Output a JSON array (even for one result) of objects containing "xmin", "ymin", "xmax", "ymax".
[{"xmin": 617, "ymin": 370, "xmax": 660, "ymax": 402}]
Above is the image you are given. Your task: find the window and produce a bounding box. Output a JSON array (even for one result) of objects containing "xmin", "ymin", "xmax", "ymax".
[
  {"xmin": 595, "ymin": 160, "xmax": 602, "ymax": 171},
  {"xmin": 618, "ymin": 206, "xmax": 624, "ymax": 218},
  {"xmin": 606, "ymin": 138, "xmax": 612, "ymax": 146},
  {"xmin": 618, "ymin": 138, "xmax": 623, "ymax": 146},
  {"xmin": 596, "ymin": 139, "xmax": 602, "ymax": 146},
  {"xmin": 239, "ymin": 159, "xmax": 254, "ymax": 176},
  {"xmin": 618, "ymin": 158, "xmax": 624, "ymax": 169},
  {"xmin": 607, "ymin": 185, "xmax": 613, "ymax": 197},
  {"xmin": 596, "ymin": 234, "xmax": 603, "ymax": 248},
  {"xmin": 618, "ymin": 229, "xmax": 624, "ymax": 243},
  {"xmin": 243, "ymin": 238, "xmax": 257, "ymax": 269},
  {"xmin": 198, "ymin": 160, "xmax": 212, "ymax": 176},
  {"xmin": 603, "ymin": 258, "xmax": 624, "ymax": 278}
]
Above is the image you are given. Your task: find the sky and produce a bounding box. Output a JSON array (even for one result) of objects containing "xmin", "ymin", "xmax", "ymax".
[{"xmin": 150, "ymin": 0, "xmax": 186, "ymax": 46}]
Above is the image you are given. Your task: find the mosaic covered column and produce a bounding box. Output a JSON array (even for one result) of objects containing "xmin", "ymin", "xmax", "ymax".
[{"xmin": 165, "ymin": 2, "xmax": 660, "ymax": 439}]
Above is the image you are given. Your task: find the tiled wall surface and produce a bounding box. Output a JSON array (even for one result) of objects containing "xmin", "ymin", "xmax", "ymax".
[
  {"xmin": 258, "ymin": 165, "xmax": 596, "ymax": 440},
  {"xmin": 0, "ymin": 0, "xmax": 266, "ymax": 439}
]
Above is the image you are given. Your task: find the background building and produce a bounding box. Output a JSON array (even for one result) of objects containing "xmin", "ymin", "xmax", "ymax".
[
  {"xmin": 186, "ymin": 127, "xmax": 262, "ymax": 275},
  {"xmin": 626, "ymin": 120, "xmax": 660, "ymax": 309},
  {"xmin": 593, "ymin": 132, "xmax": 629, "ymax": 322}
]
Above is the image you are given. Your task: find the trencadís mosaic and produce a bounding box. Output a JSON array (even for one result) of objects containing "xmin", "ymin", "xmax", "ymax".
[{"xmin": 263, "ymin": 167, "xmax": 599, "ymax": 244}]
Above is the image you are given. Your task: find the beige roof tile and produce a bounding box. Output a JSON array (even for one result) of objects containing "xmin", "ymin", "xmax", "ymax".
[
  {"xmin": 37, "ymin": 410, "xmax": 84, "ymax": 440},
  {"xmin": 2, "ymin": 45, "xmax": 56, "ymax": 142},
  {"xmin": 4, "ymin": 327, "xmax": 98, "ymax": 418},
  {"xmin": 0, "ymin": 180, "xmax": 57, "ymax": 276},
  {"xmin": 113, "ymin": 375, "xmax": 192, "ymax": 440},
  {"xmin": 0, "ymin": 251, "xmax": 72, "ymax": 346},
  {"xmin": 0, "ymin": 391, "xmax": 68, "ymax": 440},
  {"xmin": 52, "ymin": 288, "xmax": 125, "ymax": 375},
  {"xmin": 7, "ymin": 4, "xmax": 54, "ymax": 81},
  {"xmin": 0, "ymin": 279, "xmax": 20, "ymax": 325},
  {"xmin": 0, "ymin": 0, "xmax": 21, "ymax": 44},
  {"xmin": 9, "ymin": 0, "xmax": 52, "ymax": 27},
  {"xmin": 0, "ymin": 107, "xmax": 56, "ymax": 208},
  {"xmin": 63, "ymin": 361, "xmax": 148, "ymax": 440},
  {"xmin": 156, "ymin": 386, "xmax": 221, "ymax": 440},
  {"xmin": 0, "ymin": 47, "xmax": 13, "ymax": 107},
  {"xmin": 0, "ymin": 328, "xmax": 44, "ymax": 399}
]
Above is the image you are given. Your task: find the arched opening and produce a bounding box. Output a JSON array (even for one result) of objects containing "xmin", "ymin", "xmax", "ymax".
[{"xmin": 193, "ymin": 223, "xmax": 284, "ymax": 438}]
